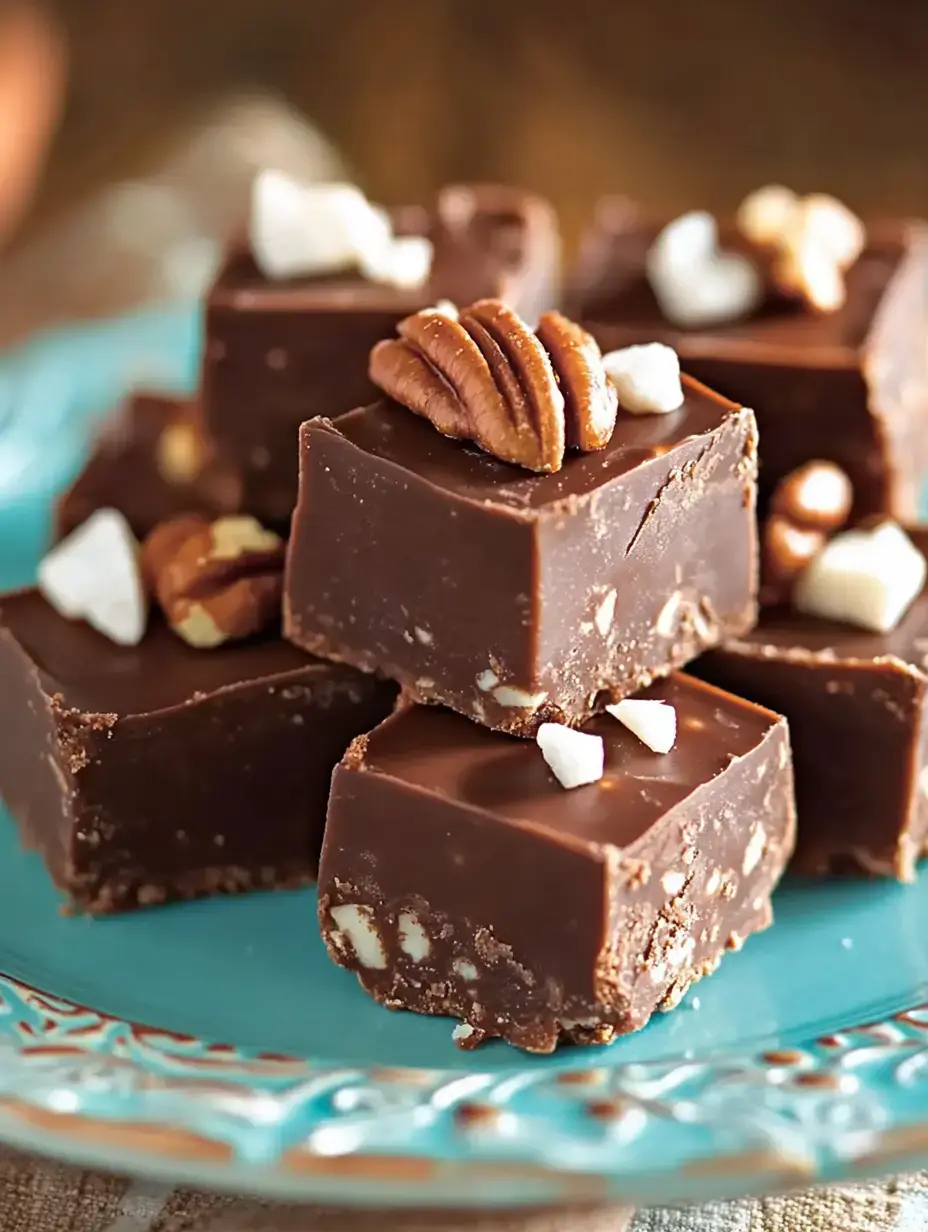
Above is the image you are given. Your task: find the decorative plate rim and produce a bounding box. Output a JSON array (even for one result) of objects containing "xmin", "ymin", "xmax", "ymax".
[{"xmin": 2, "ymin": 970, "xmax": 928, "ymax": 1208}]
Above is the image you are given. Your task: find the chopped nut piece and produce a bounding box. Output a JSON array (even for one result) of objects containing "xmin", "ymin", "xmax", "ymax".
[
  {"xmin": 774, "ymin": 233, "xmax": 846, "ymax": 313},
  {"xmin": 329, "ymin": 903, "xmax": 388, "ymax": 969},
  {"xmin": 607, "ymin": 699, "xmax": 677, "ymax": 754},
  {"xmin": 762, "ymin": 461, "xmax": 853, "ymax": 604},
  {"xmin": 536, "ymin": 723, "xmax": 604, "ymax": 790},
  {"xmin": 762, "ymin": 515, "xmax": 827, "ymax": 603},
  {"xmin": 38, "ymin": 509, "xmax": 147, "ymax": 647},
  {"xmin": 155, "ymin": 419, "xmax": 206, "ymax": 486},
  {"xmin": 771, "ymin": 461, "xmax": 853, "ymax": 534},
  {"xmin": 736, "ymin": 184, "xmax": 799, "ymax": 247},
  {"xmin": 602, "ymin": 343, "xmax": 684, "ymax": 415},
  {"xmin": 773, "ymin": 195, "xmax": 864, "ymax": 314},
  {"xmin": 142, "ymin": 513, "xmax": 285, "ymax": 648},
  {"xmin": 798, "ymin": 194, "xmax": 866, "ymax": 270}
]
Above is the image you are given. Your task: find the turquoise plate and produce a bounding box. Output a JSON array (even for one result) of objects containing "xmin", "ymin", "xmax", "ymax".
[{"xmin": 2, "ymin": 309, "xmax": 928, "ymax": 1210}]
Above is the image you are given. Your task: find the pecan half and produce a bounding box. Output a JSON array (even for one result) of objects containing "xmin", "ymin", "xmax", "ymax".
[
  {"xmin": 370, "ymin": 299, "xmax": 565, "ymax": 472},
  {"xmin": 535, "ymin": 311, "xmax": 617, "ymax": 450},
  {"xmin": 142, "ymin": 514, "xmax": 285, "ymax": 648}
]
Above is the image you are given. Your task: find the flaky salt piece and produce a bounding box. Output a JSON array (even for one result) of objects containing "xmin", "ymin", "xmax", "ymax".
[
  {"xmin": 607, "ymin": 699, "xmax": 677, "ymax": 754},
  {"xmin": 646, "ymin": 211, "xmax": 763, "ymax": 329},
  {"xmin": 536, "ymin": 723, "xmax": 604, "ymax": 790},
  {"xmin": 37, "ymin": 508, "xmax": 147, "ymax": 646},
  {"xmin": 250, "ymin": 170, "xmax": 432, "ymax": 289},
  {"xmin": 602, "ymin": 343, "xmax": 684, "ymax": 415},
  {"xmin": 793, "ymin": 521, "xmax": 927, "ymax": 633}
]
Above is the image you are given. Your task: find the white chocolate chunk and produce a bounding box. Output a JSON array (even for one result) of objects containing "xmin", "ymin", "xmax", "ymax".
[
  {"xmin": 38, "ymin": 509, "xmax": 147, "ymax": 647},
  {"xmin": 650, "ymin": 210, "xmax": 718, "ymax": 268},
  {"xmin": 778, "ymin": 233, "xmax": 846, "ymax": 313},
  {"xmin": 250, "ymin": 172, "xmax": 387, "ymax": 280},
  {"xmin": 647, "ymin": 211, "xmax": 762, "ymax": 328},
  {"xmin": 452, "ymin": 1023, "xmax": 475, "ymax": 1042},
  {"xmin": 602, "ymin": 343, "xmax": 684, "ymax": 415},
  {"xmin": 736, "ymin": 184, "xmax": 798, "ymax": 246},
  {"xmin": 607, "ymin": 699, "xmax": 677, "ymax": 754},
  {"xmin": 454, "ymin": 959, "xmax": 479, "ymax": 982},
  {"xmin": 362, "ymin": 234, "xmax": 433, "ymax": 289},
  {"xmin": 329, "ymin": 904, "xmax": 387, "ymax": 969},
  {"xmin": 594, "ymin": 589, "xmax": 617, "ymax": 636},
  {"xmin": 397, "ymin": 911, "xmax": 430, "ymax": 962},
  {"xmin": 493, "ymin": 685, "xmax": 547, "ymax": 709},
  {"xmin": 793, "ymin": 521, "xmax": 927, "ymax": 633},
  {"xmin": 476, "ymin": 669, "xmax": 499, "ymax": 691},
  {"xmin": 536, "ymin": 723, "xmax": 604, "ymax": 790},
  {"xmin": 250, "ymin": 170, "xmax": 432, "ymax": 289}
]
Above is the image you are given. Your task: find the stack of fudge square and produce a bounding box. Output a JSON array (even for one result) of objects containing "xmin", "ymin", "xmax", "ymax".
[{"xmin": 2, "ymin": 175, "xmax": 928, "ymax": 1053}]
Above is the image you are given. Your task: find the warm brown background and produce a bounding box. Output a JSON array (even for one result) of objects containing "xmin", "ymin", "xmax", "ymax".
[{"xmin": 18, "ymin": 0, "xmax": 928, "ymax": 249}]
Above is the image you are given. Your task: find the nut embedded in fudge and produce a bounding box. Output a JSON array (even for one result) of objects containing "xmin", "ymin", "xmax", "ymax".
[
  {"xmin": 0, "ymin": 589, "xmax": 396, "ymax": 913},
  {"xmin": 284, "ymin": 308, "xmax": 759, "ymax": 733},
  {"xmin": 55, "ymin": 392, "xmax": 241, "ymax": 542},
  {"xmin": 695, "ymin": 523, "xmax": 928, "ymax": 881},
  {"xmin": 201, "ymin": 183, "xmax": 560, "ymax": 524},
  {"xmin": 569, "ymin": 196, "xmax": 928, "ymax": 520},
  {"xmin": 318, "ymin": 675, "xmax": 795, "ymax": 1053}
]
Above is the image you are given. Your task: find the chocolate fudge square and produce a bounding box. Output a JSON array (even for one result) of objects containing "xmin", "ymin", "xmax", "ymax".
[
  {"xmin": 695, "ymin": 529, "xmax": 928, "ymax": 880},
  {"xmin": 202, "ymin": 185, "xmax": 559, "ymax": 523},
  {"xmin": 318, "ymin": 675, "xmax": 795, "ymax": 1053},
  {"xmin": 0, "ymin": 589, "xmax": 395, "ymax": 913},
  {"xmin": 570, "ymin": 200, "xmax": 928, "ymax": 519},
  {"xmin": 56, "ymin": 392, "xmax": 240, "ymax": 542},
  {"xmin": 284, "ymin": 376, "xmax": 759, "ymax": 735}
]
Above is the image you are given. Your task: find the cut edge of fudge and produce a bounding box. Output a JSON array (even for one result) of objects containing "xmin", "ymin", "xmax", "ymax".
[
  {"xmin": 695, "ymin": 524, "xmax": 928, "ymax": 880},
  {"xmin": 317, "ymin": 678, "xmax": 795, "ymax": 1052},
  {"xmin": 284, "ymin": 378, "xmax": 759, "ymax": 735},
  {"xmin": 0, "ymin": 587, "xmax": 396, "ymax": 913}
]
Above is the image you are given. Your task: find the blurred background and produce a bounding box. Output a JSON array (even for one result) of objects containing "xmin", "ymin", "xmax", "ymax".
[{"xmin": 2, "ymin": 0, "xmax": 928, "ymax": 342}]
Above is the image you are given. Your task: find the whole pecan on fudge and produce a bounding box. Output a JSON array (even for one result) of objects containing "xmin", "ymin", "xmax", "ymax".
[
  {"xmin": 142, "ymin": 514, "xmax": 285, "ymax": 647},
  {"xmin": 368, "ymin": 300, "xmax": 617, "ymax": 472}
]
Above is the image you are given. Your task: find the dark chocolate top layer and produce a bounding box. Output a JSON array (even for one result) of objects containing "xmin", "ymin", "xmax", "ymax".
[
  {"xmin": 724, "ymin": 527, "xmax": 928, "ymax": 667},
  {"xmin": 576, "ymin": 206, "xmax": 906, "ymax": 358},
  {"xmin": 315, "ymin": 374, "xmax": 739, "ymax": 512},
  {"xmin": 0, "ymin": 589, "xmax": 321, "ymax": 717},
  {"xmin": 355, "ymin": 675, "xmax": 780, "ymax": 851}
]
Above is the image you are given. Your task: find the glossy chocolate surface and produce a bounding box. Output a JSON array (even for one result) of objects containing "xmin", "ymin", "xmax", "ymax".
[
  {"xmin": 571, "ymin": 202, "xmax": 928, "ymax": 519},
  {"xmin": 318, "ymin": 675, "xmax": 795, "ymax": 1052},
  {"xmin": 284, "ymin": 377, "xmax": 759, "ymax": 733},
  {"xmin": 202, "ymin": 186, "xmax": 560, "ymax": 523},
  {"xmin": 0, "ymin": 589, "xmax": 396, "ymax": 912},
  {"xmin": 56, "ymin": 392, "xmax": 238, "ymax": 541},
  {"xmin": 695, "ymin": 527, "xmax": 928, "ymax": 879}
]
